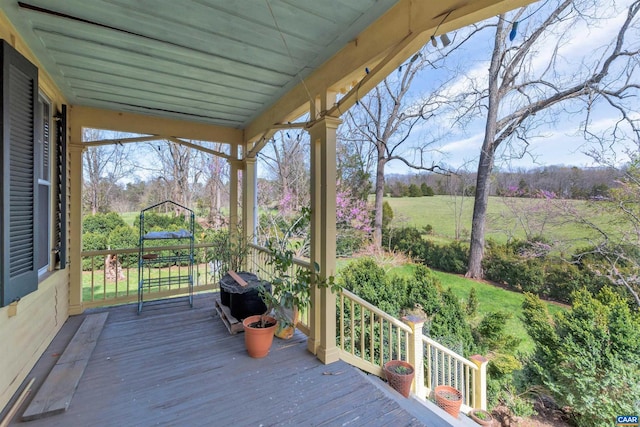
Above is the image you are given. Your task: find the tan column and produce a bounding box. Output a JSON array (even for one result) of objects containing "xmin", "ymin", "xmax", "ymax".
[
  {"xmin": 402, "ymin": 315, "xmax": 426, "ymax": 397},
  {"xmin": 68, "ymin": 123, "xmax": 85, "ymax": 315},
  {"xmin": 470, "ymin": 354, "xmax": 488, "ymax": 410},
  {"xmin": 308, "ymin": 115, "xmax": 341, "ymax": 364},
  {"xmin": 229, "ymin": 155, "xmax": 239, "ymax": 239},
  {"xmin": 242, "ymin": 157, "xmax": 257, "ymax": 242},
  {"xmin": 307, "ymin": 123, "xmax": 321, "ymax": 355}
]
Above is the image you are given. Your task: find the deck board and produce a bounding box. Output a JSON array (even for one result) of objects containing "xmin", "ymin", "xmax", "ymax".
[
  {"xmin": 21, "ymin": 312, "xmax": 109, "ymax": 421},
  {"xmin": 11, "ymin": 294, "xmax": 440, "ymax": 426}
]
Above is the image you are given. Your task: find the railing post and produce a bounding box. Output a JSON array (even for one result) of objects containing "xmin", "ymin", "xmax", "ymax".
[
  {"xmin": 469, "ymin": 354, "xmax": 488, "ymax": 410},
  {"xmin": 402, "ymin": 315, "xmax": 426, "ymax": 398}
]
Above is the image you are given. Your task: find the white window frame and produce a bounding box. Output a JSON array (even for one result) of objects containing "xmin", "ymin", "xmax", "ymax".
[{"xmin": 37, "ymin": 93, "xmax": 52, "ymax": 277}]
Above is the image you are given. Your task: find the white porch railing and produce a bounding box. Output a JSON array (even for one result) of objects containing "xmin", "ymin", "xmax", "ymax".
[
  {"xmin": 337, "ymin": 288, "xmax": 488, "ymax": 411},
  {"xmin": 80, "ymin": 242, "xmax": 222, "ymax": 308}
]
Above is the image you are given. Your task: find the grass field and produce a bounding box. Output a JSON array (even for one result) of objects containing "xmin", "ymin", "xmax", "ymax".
[
  {"xmin": 121, "ymin": 212, "xmax": 138, "ymax": 226},
  {"xmin": 385, "ymin": 195, "xmax": 614, "ymax": 250}
]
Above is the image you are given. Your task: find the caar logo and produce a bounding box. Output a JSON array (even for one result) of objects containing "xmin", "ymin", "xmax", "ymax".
[{"xmin": 616, "ymin": 415, "xmax": 639, "ymax": 426}]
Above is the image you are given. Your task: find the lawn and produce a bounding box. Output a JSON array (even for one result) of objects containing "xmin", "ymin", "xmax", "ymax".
[
  {"xmin": 385, "ymin": 195, "xmax": 615, "ymax": 251},
  {"xmin": 121, "ymin": 211, "xmax": 138, "ymax": 227}
]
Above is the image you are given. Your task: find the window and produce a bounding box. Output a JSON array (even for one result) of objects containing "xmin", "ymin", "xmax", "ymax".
[
  {"xmin": 1, "ymin": 41, "xmax": 67, "ymax": 306},
  {"xmin": 1, "ymin": 40, "xmax": 39, "ymax": 306},
  {"xmin": 37, "ymin": 95, "xmax": 52, "ymax": 276}
]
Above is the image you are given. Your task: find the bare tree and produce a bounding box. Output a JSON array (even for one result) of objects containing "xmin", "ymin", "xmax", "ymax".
[
  {"xmin": 201, "ymin": 145, "xmax": 229, "ymax": 226},
  {"xmin": 444, "ymin": 163, "xmax": 476, "ymax": 241},
  {"xmin": 463, "ymin": 0, "xmax": 640, "ymax": 278},
  {"xmin": 343, "ymin": 47, "xmax": 455, "ymax": 248},
  {"xmin": 82, "ymin": 129, "xmax": 133, "ymax": 214},
  {"xmin": 258, "ymin": 130, "xmax": 310, "ymax": 215},
  {"xmin": 148, "ymin": 140, "xmax": 204, "ymax": 213}
]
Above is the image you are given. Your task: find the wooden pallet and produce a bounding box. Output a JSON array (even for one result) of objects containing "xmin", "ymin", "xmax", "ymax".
[{"xmin": 214, "ymin": 299, "xmax": 244, "ymax": 334}]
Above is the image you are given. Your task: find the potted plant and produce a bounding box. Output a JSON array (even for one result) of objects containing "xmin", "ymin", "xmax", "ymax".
[
  {"xmin": 383, "ymin": 360, "xmax": 415, "ymax": 398},
  {"xmin": 468, "ymin": 408, "xmax": 494, "ymax": 426},
  {"xmin": 242, "ymin": 313, "xmax": 278, "ymax": 358},
  {"xmin": 434, "ymin": 385, "xmax": 463, "ymax": 418},
  {"xmin": 244, "ymin": 209, "xmax": 339, "ymax": 357}
]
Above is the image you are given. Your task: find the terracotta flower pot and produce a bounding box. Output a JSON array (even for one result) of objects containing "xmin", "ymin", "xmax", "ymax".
[
  {"xmin": 383, "ymin": 360, "xmax": 415, "ymax": 398},
  {"xmin": 469, "ymin": 409, "xmax": 494, "ymax": 426},
  {"xmin": 242, "ymin": 315, "xmax": 277, "ymax": 358},
  {"xmin": 434, "ymin": 385, "xmax": 463, "ymax": 418}
]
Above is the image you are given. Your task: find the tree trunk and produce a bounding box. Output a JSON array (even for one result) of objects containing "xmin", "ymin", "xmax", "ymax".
[
  {"xmin": 372, "ymin": 153, "xmax": 386, "ymax": 249},
  {"xmin": 466, "ymin": 15, "xmax": 505, "ymax": 279},
  {"xmin": 466, "ymin": 146, "xmax": 494, "ymax": 278}
]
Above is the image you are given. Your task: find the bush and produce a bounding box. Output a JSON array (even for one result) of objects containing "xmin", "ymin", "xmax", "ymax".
[
  {"xmin": 385, "ymin": 226, "xmax": 424, "ymax": 257},
  {"xmin": 83, "ymin": 212, "xmax": 126, "ymax": 235},
  {"xmin": 339, "ymin": 258, "xmax": 474, "ymax": 355},
  {"xmin": 473, "ymin": 311, "xmax": 521, "ymax": 354},
  {"xmin": 339, "ymin": 258, "xmax": 406, "ymax": 314},
  {"xmin": 484, "ymin": 241, "xmax": 545, "ymax": 293},
  {"xmin": 82, "ymin": 232, "xmax": 108, "ymax": 270},
  {"xmin": 406, "ymin": 265, "xmax": 441, "ymax": 315},
  {"xmin": 107, "ymin": 225, "xmax": 138, "ymax": 267},
  {"xmin": 429, "ymin": 288, "xmax": 474, "ymax": 354},
  {"xmin": 134, "ymin": 211, "xmax": 189, "ymax": 232},
  {"xmin": 466, "ymin": 287, "xmax": 479, "ymax": 316},
  {"xmin": 336, "ymin": 228, "xmax": 367, "ymax": 257},
  {"xmin": 424, "ymin": 241, "xmax": 468, "ymax": 274},
  {"xmin": 385, "ymin": 226, "xmax": 469, "ymax": 274},
  {"xmin": 382, "ymin": 201, "xmax": 393, "ymax": 230},
  {"xmin": 522, "ymin": 289, "xmax": 640, "ymax": 426}
]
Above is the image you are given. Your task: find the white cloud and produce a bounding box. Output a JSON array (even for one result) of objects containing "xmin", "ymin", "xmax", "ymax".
[{"xmin": 439, "ymin": 133, "xmax": 484, "ymax": 153}]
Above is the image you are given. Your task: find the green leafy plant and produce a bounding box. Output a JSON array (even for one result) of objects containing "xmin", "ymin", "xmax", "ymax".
[
  {"xmin": 522, "ymin": 288, "xmax": 640, "ymax": 426},
  {"xmin": 258, "ymin": 208, "xmax": 340, "ymax": 328},
  {"xmin": 390, "ymin": 365, "xmax": 413, "ymax": 375}
]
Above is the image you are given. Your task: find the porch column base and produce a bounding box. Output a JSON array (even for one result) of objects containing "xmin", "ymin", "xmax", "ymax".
[
  {"xmin": 68, "ymin": 303, "xmax": 84, "ymax": 315},
  {"xmin": 317, "ymin": 346, "xmax": 340, "ymax": 364},
  {"xmin": 307, "ymin": 336, "xmax": 320, "ymax": 354}
]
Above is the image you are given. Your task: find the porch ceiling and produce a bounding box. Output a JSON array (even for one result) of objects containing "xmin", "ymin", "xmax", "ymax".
[
  {"xmin": 1, "ymin": 0, "xmax": 537, "ymax": 142},
  {"xmin": 1, "ymin": 0, "xmax": 398, "ymax": 129}
]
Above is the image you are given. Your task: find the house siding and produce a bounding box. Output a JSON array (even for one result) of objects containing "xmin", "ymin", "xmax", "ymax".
[{"xmin": 0, "ymin": 12, "xmax": 70, "ymax": 413}]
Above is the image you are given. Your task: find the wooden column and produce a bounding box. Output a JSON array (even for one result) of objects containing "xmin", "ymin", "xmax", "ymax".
[
  {"xmin": 402, "ymin": 315, "xmax": 426, "ymax": 398},
  {"xmin": 307, "ymin": 113, "xmax": 341, "ymax": 364},
  {"xmin": 229, "ymin": 142, "xmax": 240, "ymax": 240},
  {"xmin": 68, "ymin": 119, "xmax": 85, "ymax": 315},
  {"xmin": 242, "ymin": 157, "xmax": 257, "ymax": 243},
  {"xmin": 470, "ymin": 354, "xmax": 488, "ymax": 410}
]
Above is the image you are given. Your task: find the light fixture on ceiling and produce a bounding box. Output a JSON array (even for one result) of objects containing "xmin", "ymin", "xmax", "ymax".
[{"xmin": 429, "ymin": 9, "xmax": 454, "ymax": 49}]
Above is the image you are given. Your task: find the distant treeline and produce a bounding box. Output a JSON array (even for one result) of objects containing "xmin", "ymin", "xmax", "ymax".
[{"xmin": 384, "ymin": 165, "xmax": 623, "ymax": 199}]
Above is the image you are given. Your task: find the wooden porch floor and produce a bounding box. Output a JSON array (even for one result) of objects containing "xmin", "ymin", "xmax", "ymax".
[{"xmin": 9, "ymin": 293, "xmax": 454, "ymax": 427}]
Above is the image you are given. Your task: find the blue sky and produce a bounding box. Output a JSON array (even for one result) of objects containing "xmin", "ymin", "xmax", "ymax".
[{"xmin": 382, "ymin": 0, "xmax": 639, "ymax": 174}]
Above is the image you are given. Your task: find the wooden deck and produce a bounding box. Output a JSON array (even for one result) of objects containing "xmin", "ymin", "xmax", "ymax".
[{"xmin": 9, "ymin": 294, "xmax": 468, "ymax": 427}]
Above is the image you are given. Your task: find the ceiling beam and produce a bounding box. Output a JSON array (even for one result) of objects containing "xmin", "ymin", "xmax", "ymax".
[
  {"xmin": 245, "ymin": 0, "xmax": 537, "ymax": 144},
  {"xmin": 70, "ymin": 105, "xmax": 243, "ymax": 144}
]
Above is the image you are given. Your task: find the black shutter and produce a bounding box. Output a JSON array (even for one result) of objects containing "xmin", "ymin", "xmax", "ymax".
[
  {"xmin": 1, "ymin": 40, "xmax": 39, "ymax": 307},
  {"xmin": 54, "ymin": 105, "xmax": 67, "ymax": 268}
]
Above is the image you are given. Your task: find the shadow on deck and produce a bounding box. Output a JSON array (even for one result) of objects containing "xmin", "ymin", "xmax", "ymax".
[{"xmin": 9, "ymin": 294, "xmax": 471, "ymax": 427}]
